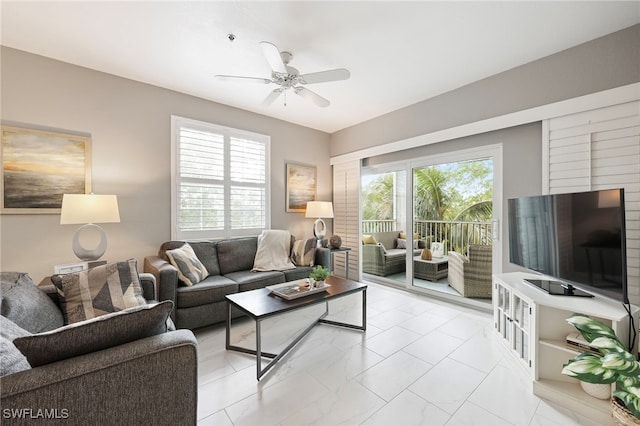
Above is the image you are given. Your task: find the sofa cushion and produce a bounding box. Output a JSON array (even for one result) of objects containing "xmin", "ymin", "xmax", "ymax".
[
  {"xmin": 385, "ymin": 248, "xmax": 407, "ymax": 259},
  {"xmin": 13, "ymin": 300, "xmax": 173, "ymax": 367},
  {"xmin": 225, "ymin": 270, "xmax": 285, "ymax": 292},
  {"xmin": 0, "ymin": 272, "xmax": 64, "ymax": 333},
  {"xmin": 290, "ymin": 238, "xmax": 317, "ymax": 267},
  {"xmin": 176, "ymin": 276, "xmax": 238, "ymax": 308},
  {"xmin": 217, "ymin": 237, "xmax": 258, "ymax": 275},
  {"xmin": 283, "ymin": 266, "xmax": 313, "ymax": 282},
  {"xmin": 51, "ymin": 259, "xmax": 147, "ymax": 324},
  {"xmin": 166, "ymin": 243, "xmax": 209, "ymax": 286},
  {"xmin": 189, "ymin": 241, "xmax": 221, "ymax": 276}
]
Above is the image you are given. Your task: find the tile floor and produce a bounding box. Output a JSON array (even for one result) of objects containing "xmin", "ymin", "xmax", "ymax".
[{"xmin": 194, "ymin": 282, "xmax": 610, "ymax": 425}]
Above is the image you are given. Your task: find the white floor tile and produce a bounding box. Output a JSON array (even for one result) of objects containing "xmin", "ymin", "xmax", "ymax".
[
  {"xmin": 445, "ymin": 401, "xmax": 513, "ymax": 426},
  {"xmin": 194, "ymin": 282, "xmax": 601, "ymax": 425},
  {"xmin": 467, "ymin": 362, "xmax": 540, "ymax": 425},
  {"xmin": 361, "ymin": 390, "xmax": 451, "ymax": 426},
  {"xmin": 409, "ymin": 358, "xmax": 486, "ymax": 415},
  {"xmin": 280, "ymin": 380, "xmax": 385, "ymax": 425},
  {"xmin": 356, "ymin": 351, "xmax": 433, "ymax": 401},
  {"xmin": 403, "ymin": 330, "xmax": 465, "ymax": 365},
  {"xmin": 363, "ymin": 325, "xmax": 422, "ymax": 357}
]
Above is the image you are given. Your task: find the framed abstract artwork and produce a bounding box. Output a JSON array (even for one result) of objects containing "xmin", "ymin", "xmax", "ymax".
[
  {"xmin": 1, "ymin": 125, "xmax": 92, "ymax": 214},
  {"xmin": 286, "ymin": 163, "xmax": 316, "ymax": 212}
]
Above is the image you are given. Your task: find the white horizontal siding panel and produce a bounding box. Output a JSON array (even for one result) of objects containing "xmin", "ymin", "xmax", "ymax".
[
  {"xmin": 592, "ymin": 126, "xmax": 640, "ymax": 142},
  {"xmin": 592, "ymin": 155, "xmax": 639, "ymax": 169},
  {"xmin": 592, "ymin": 164, "xmax": 639, "ymax": 178},
  {"xmin": 549, "ymin": 115, "xmax": 639, "ymax": 141},
  {"xmin": 592, "ymin": 136, "xmax": 640, "ymax": 151},
  {"xmin": 591, "ymin": 145, "xmax": 639, "ymax": 160},
  {"xmin": 548, "ymin": 101, "xmax": 640, "ymax": 130}
]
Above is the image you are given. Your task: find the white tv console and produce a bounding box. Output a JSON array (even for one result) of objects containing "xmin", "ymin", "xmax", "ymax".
[{"xmin": 493, "ymin": 272, "xmax": 638, "ymax": 423}]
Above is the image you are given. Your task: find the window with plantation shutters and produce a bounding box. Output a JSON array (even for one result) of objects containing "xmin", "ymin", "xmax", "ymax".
[{"xmin": 171, "ymin": 116, "xmax": 270, "ymax": 240}]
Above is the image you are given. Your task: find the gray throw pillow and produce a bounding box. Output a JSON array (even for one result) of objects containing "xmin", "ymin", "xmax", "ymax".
[
  {"xmin": 0, "ymin": 316, "xmax": 31, "ymax": 376},
  {"xmin": 13, "ymin": 300, "xmax": 173, "ymax": 367},
  {"xmin": 291, "ymin": 238, "xmax": 317, "ymax": 267},
  {"xmin": 0, "ymin": 272, "xmax": 64, "ymax": 333},
  {"xmin": 0, "ymin": 336, "xmax": 30, "ymax": 376},
  {"xmin": 51, "ymin": 259, "xmax": 147, "ymax": 324}
]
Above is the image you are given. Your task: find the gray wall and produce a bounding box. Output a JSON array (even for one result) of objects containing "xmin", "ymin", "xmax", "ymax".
[
  {"xmin": 331, "ymin": 24, "xmax": 640, "ymax": 157},
  {"xmin": 0, "ymin": 47, "xmax": 332, "ymax": 282}
]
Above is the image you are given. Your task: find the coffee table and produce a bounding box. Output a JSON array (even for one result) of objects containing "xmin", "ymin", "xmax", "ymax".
[
  {"xmin": 225, "ymin": 275, "xmax": 367, "ymax": 380},
  {"xmin": 413, "ymin": 255, "xmax": 449, "ymax": 281}
]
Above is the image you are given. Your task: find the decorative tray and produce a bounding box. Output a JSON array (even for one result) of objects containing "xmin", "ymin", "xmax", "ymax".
[{"xmin": 267, "ymin": 279, "xmax": 331, "ymax": 300}]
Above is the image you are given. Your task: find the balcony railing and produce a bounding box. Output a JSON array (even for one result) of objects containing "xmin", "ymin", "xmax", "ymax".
[{"xmin": 362, "ymin": 219, "xmax": 492, "ymax": 255}]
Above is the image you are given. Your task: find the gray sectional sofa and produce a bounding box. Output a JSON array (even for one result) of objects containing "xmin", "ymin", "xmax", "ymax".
[
  {"xmin": 0, "ymin": 271, "xmax": 198, "ymax": 425},
  {"xmin": 144, "ymin": 237, "xmax": 329, "ymax": 330}
]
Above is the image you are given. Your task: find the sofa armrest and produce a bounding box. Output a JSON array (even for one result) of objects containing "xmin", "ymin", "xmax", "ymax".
[
  {"xmin": 1, "ymin": 330, "xmax": 197, "ymax": 425},
  {"xmin": 144, "ymin": 256, "xmax": 179, "ymax": 321},
  {"xmin": 139, "ymin": 272, "xmax": 157, "ymax": 301},
  {"xmin": 315, "ymin": 247, "xmax": 331, "ymax": 269}
]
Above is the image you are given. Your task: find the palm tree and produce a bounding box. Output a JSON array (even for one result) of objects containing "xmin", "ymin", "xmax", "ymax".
[{"xmin": 362, "ymin": 173, "xmax": 395, "ymax": 221}]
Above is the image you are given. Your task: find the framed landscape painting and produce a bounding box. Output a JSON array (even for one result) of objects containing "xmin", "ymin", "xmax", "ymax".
[
  {"xmin": 1, "ymin": 126, "xmax": 92, "ymax": 214},
  {"xmin": 286, "ymin": 163, "xmax": 316, "ymax": 212}
]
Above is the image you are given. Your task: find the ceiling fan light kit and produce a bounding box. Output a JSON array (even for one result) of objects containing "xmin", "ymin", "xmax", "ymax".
[{"xmin": 215, "ymin": 41, "xmax": 350, "ymax": 108}]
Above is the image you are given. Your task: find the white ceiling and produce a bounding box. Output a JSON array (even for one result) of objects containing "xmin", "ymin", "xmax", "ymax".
[{"xmin": 1, "ymin": 1, "xmax": 639, "ymax": 133}]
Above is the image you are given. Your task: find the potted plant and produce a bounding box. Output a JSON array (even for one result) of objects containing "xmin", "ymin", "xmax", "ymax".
[
  {"xmin": 561, "ymin": 313, "xmax": 640, "ymax": 423},
  {"xmin": 309, "ymin": 265, "xmax": 330, "ymax": 287}
]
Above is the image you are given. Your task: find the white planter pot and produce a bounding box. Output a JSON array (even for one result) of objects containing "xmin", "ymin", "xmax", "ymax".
[{"xmin": 579, "ymin": 381, "xmax": 612, "ymax": 400}]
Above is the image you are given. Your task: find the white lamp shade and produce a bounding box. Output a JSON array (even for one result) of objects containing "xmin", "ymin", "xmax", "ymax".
[
  {"xmin": 60, "ymin": 194, "xmax": 120, "ymax": 224},
  {"xmin": 305, "ymin": 201, "xmax": 334, "ymax": 218}
]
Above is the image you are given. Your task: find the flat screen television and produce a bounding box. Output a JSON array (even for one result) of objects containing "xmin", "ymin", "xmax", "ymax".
[{"xmin": 508, "ymin": 188, "xmax": 628, "ymax": 304}]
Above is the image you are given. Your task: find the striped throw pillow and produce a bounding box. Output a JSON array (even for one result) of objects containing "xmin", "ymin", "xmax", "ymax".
[
  {"xmin": 166, "ymin": 243, "xmax": 209, "ymax": 286},
  {"xmin": 291, "ymin": 238, "xmax": 317, "ymax": 267}
]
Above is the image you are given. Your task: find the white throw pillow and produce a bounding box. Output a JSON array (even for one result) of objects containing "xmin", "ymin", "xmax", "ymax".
[{"xmin": 166, "ymin": 243, "xmax": 209, "ymax": 286}]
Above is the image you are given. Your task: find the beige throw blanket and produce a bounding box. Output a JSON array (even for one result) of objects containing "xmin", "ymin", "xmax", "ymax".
[{"xmin": 252, "ymin": 230, "xmax": 296, "ymax": 272}]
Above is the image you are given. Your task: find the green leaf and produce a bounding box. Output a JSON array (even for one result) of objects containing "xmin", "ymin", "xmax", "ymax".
[
  {"xmin": 614, "ymin": 391, "xmax": 640, "ymax": 420},
  {"xmin": 562, "ymin": 353, "xmax": 617, "ymax": 384},
  {"xmin": 566, "ymin": 314, "xmax": 620, "ymax": 344},
  {"xmin": 602, "ymin": 352, "xmax": 640, "ymax": 377},
  {"xmin": 591, "ymin": 336, "xmax": 628, "ymax": 354}
]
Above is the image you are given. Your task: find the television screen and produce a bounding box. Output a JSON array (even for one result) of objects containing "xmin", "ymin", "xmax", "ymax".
[{"xmin": 508, "ymin": 189, "xmax": 627, "ymax": 303}]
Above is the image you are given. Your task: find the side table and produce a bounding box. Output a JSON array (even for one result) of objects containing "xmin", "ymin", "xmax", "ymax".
[
  {"xmin": 326, "ymin": 247, "xmax": 351, "ymax": 279},
  {"xmin": 413, "ymin": 255, "xmax": 448, "ymax": 281}
]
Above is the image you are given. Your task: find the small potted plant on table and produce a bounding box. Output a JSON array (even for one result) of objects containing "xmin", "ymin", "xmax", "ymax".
[
  {"xmin": 309, "ymin": 265, "xmax": 330, "ymax": 288},
  {"xmin": 561, "ymin": 313, "xmax": 640, "ymax": 425}
]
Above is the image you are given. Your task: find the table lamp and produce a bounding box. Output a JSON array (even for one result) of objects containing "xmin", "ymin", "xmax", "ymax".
[
  {"xmin": 305, "ymin": 201, "xmax": 334, "ymax": 241},
  {"xmin": 60, "ymin": 194, "xmax": 120, "ymax": 261}
]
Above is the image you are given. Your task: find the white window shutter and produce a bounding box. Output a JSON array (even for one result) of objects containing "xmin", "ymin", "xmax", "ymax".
[
  {"xmin": 543, "ymin": 101, "xmax": 640, "ymax": 305},
  {"xmin": 333, "ymin": 160, "xmax": 361, "ymax": 280}
]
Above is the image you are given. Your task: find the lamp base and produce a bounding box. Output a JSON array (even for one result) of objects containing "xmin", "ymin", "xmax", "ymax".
[
  {"xmin": 72, "ymin": 223, "xmax": 107, "ymax": 261},
  {"xmin": 313, "ymin": 218, "xmax": 326, "ymax": 240}
]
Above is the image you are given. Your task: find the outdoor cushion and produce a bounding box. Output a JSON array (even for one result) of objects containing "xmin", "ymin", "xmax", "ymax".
[
  {"xmin": 362, "ymin": 235, "xmax": 377, "ymax": 244},
  {"xmin": 0, "ymin": 272, "xmax": 64, "ymax": 333},
  {"xmin": 13, "ymin": 301, "xmax": 172, "ymax": 367}
]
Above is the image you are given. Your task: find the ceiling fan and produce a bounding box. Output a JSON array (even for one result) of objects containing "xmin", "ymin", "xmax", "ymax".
[{"xmin": 215, "ymin": 41, "xmax": 350, "ymax": 108}]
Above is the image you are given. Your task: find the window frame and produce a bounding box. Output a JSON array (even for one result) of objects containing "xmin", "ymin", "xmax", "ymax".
[{"xmin": 170, "ymin": 115, "xmax": 271, "ymax": 240}]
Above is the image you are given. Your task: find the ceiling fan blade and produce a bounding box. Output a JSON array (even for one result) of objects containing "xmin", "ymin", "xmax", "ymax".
[
  {"xmin": 299, "ymin": 68, "xmax": 350, "ymax": 85},
  {"xmin": 215, "ymin": 75, "xmax": 272, "ymax": 84},
  {"xmin": 262, "ymin": 89, "xmax": 283, "ymax": 107},
  {"xmin": 259, "ymin": 41, "xmax": 287, "ymax": 74},
  {"xmin": 295, "ymin": 87, "xmax": 330, "ymax": 108}
]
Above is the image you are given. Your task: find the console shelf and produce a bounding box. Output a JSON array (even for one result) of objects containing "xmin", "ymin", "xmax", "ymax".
[{"xmin": 493, "ymin": 272, "xmax": 638, "ymax": 424}]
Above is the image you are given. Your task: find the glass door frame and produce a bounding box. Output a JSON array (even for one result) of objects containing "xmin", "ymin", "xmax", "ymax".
[{"xmin": 404, "ymin": 144, "xmax": 503, "ymax": 307}]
